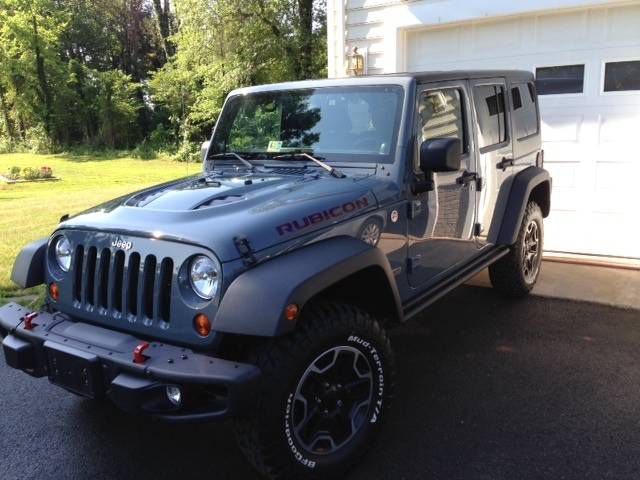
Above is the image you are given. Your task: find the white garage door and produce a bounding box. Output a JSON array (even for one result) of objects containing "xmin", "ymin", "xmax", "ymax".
[{"xmin": 406, "ymin": 4, "xmax": 640, "ymax": 258}]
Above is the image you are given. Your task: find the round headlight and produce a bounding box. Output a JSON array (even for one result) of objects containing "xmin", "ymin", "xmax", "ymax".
[
  {"xmin": 189, "ymin": 255, "xmax": 220, "ymax": 300},
  {"xmin": 55, "ymin": 236, "xmax": 72, "ymax": 272}
]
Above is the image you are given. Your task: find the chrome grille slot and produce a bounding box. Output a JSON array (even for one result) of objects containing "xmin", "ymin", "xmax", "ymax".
[
  {"xmin": 69, "ymin": 243, "xmax": 173, "ymax": 325},
  {"xmin": 126, "ymin": 253, "xmax": 141, "ymax": 317},
  {"xmin": 97, "ymin": 248, "xmax": 111, "ymax": 310},
  {"xmin": 141, "ymin": 255, "xmax": 157, "ymax": 321},
  {"xmin": 73, "ymin": 246, "xmax": 84, "ymax": 302},
  {"xmin": 158, "ymin": 258, "xmax": 173, "ymax": 324},
  {"xmin": 111, "ymin": 250, "xmax": 125, "ymax": 313},
  {"xmin": 84, "ymin": 247, "xmax": 97, "ymax": 306}
]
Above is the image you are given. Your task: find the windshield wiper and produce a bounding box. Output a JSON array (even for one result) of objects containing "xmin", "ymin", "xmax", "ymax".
[
  {"xmin": 274, "ymin": 152, "xmax": 345, "ymax": 178},
  {"xmin": 210, "ymin": 152, "xmax": 254, "ymax": 171}
]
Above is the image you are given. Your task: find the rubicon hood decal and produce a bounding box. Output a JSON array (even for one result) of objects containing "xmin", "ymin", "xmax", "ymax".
[{"xmin": 277, "ymin": 196, "xmax": 370, "ymax": 236}]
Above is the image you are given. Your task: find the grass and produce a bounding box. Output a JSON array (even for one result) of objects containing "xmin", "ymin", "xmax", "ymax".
[{"xmin": 0, "ymin": 152, "xmax": 196, "ymax": 302}]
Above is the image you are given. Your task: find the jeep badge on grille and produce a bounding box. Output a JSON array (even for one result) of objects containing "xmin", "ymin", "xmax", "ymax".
[{"xmin": 112, "ymin": 238, "xmax": 133, "ymax": 250}]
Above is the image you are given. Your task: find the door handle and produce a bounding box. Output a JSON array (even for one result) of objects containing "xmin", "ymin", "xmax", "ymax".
[
  {"xmin": 456, "ymin": 170, "xmax": 479, "ymax": 187},
  {"xmin": 497, "ymin": 157, "xmax": 514, "ymax": 170}
]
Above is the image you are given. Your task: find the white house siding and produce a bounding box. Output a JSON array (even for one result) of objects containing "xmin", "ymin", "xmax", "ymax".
[{"xmin": 327, "ymin": 0, "xmax": 640, "ymax": 259}]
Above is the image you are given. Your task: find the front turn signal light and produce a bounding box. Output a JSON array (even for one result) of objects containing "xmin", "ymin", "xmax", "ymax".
[
  {"xmin": 194, "ymin": 313, "xmax": 211, "ymax": 337},
  {"xmin": 285, "ymin": 304, "xmax": 299, "ymax": 322},
  {"xmin": 49, "ymin": 282, "xmax": 60, "ymax": 301}
]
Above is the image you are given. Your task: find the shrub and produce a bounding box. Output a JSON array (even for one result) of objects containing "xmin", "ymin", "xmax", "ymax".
[
  {"xmin": 7, "ymin": 166, "xmax": 21, "ymax": 180},
  {"xmin": 22, "ymin": 167, "xmax": 41, "ymax": 180}
]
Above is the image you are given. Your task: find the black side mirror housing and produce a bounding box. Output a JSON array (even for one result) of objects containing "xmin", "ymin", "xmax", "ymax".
[{"xmin": 419, "ymin": 138, "xmax": 462, "ymax": 173}]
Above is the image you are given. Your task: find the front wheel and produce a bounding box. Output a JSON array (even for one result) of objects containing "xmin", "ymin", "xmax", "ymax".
[
  {"xmin": 489, "ymin": 201, "xmax": 544, "ymax": 297},
  {"xmin": 234, "ymin": 302, "xmax": 395, "ymax": 480}
]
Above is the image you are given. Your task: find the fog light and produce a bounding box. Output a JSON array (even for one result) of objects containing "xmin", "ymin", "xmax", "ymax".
[
  {"xmin": 194, "ymin": 313, "xmax": 211, "ymax": 337},
  {"xmin": 49, "ymin": 282, "xmax": 59, "ymax": 301},
  {"xmin": 166, "ymin": 386, "xmax": 182, "ymax": 407}
]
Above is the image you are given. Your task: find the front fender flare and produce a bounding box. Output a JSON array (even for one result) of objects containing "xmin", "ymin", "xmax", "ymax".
[
  {"xmin": 11, "ymin": 238, "xmax": 47, "ymax": 289},
  {"xmin": 214, "ymin": 237, "xmax": 402, "ymax": 337}
]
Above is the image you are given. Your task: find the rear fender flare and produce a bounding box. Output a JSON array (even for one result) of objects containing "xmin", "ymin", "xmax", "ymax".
[
  {"xmin": 214, "ymin": 237, "xmax": 402, "ymax": 337},
  {"xmin": 496, "ymin": 167, "xmax": 552, "ymax": 246}
]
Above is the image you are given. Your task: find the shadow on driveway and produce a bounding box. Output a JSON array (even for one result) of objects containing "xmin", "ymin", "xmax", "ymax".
[{"xmin": 2, "ymin": 286, "xmax": 640, "ymax": 479}]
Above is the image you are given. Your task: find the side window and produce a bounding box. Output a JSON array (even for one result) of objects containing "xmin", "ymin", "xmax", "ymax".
[
  {"xmin": 418, "ymin": 88, "xmax": 466, "ymax": 151},
  {"xmin": 511, "ymin": 82, "xmax": 539, "ymax": 140},
  {"xmin": 473, "ymin": 84, "xmax": 506, "ymax": 149}
]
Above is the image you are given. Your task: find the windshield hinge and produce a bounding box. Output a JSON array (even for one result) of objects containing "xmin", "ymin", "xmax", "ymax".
[{"xmin": 233, "ymin": 236, "xmax": 257, "ymax": 266}]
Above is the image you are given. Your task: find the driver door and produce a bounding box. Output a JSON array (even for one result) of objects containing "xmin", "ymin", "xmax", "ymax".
[{"xmin": 407, "ymin": 81, "xmax": 481, "ymax": 288}]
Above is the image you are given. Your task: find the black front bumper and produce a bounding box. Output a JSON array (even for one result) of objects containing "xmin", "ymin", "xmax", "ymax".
[{"xmin": 0, "ymin": 303, "xmax": 260, "ymax": 422}]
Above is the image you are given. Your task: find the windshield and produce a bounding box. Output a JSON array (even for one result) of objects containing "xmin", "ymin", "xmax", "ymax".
[{"xmin": 210, "ymin": 86, "xmax": 404, "ymax": 163}]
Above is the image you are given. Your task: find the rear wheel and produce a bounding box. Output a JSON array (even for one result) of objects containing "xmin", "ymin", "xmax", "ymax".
[
  {"xmin": 489, "ymin": 201, "xmax": 544, "ymax": 297},
  {"xmin": 234, "ymin": 302, "xmax": 394, "ymax": 480}
]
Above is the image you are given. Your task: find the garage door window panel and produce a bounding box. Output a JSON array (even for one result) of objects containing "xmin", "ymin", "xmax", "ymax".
[
  {"xmin": 511, "ymin": 83, "xmax": 539, "ymax": 141},
  {"xmin": 535, "ymin": 65, "xmax": 585, "ymax": 95},
  {"xmin": 473, "ymin": 85, "xmax": 507, "ymax": 151},
  {"xmin": 604, "ymin": 60, "xmax": 640, "ymax": 92}
]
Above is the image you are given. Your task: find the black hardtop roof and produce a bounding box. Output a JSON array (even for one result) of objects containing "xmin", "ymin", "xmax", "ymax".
[
  {"xmin": 377, "ymin": 69, "xmax": 534, "ymax": 83},
  {"xmin": 229, "ymin": 70, "xmax": 534, "ymax": 96}
]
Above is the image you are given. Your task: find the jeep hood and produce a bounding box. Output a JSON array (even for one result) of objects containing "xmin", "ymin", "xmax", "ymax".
[{"xmin": 59, "ymin": 170, "xmax": 386, "ymax": 262}]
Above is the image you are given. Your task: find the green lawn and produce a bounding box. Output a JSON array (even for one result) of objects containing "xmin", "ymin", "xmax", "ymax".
[{"xmin": 0, "ymin": 152, "xmax": 196, "ymax": 303}]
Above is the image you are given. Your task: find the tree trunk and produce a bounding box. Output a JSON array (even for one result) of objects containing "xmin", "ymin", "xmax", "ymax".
[
  {"xmin": 0, "ymin": 87, "xmax": 16, "ymax": 143},
  {"xmin": 297, "ymin": 0, "xmax": 314, "ymax": 79},
  {"xmin": 152, "ymin": 0, "xmax": 173, "ymax": 62},
  {"xmin": 32, "ymin": 15, "xmax": 54, "ymax": 137}
]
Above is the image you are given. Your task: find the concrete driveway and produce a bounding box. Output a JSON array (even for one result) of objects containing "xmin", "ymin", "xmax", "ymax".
[{"xmin": 1, "ymin": 286, "xmax": 640, "ymax": 479}]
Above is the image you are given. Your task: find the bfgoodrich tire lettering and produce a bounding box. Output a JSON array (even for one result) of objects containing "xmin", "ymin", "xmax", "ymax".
[{"xmin": 233, "ymin": 302, "xmax": 395, "ymax": 480}]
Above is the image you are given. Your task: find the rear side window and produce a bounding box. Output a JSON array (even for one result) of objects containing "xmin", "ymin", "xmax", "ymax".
[
  {"xmin": 535, "ymin": 65, "xmax": 585, "ymax": 95},
  {"xmin": 473, "ymin": 85, "xmax": 506, "ymax": 149},
  {"xmin": 604, "ymin": 60, "xmax": 640, "ymax": 92},
  {"xmin": 418, "ymin": 88, "xmax": 466, "ymax": 152},
  {"xmin": 511, "ymin": 82, "xmax": 539, "ymax": 140}
]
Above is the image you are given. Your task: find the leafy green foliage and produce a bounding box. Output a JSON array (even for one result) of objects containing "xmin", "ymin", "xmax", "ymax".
[{"xmin": 0, "ymin": 0, "xmax": 327, "ymax": 155}]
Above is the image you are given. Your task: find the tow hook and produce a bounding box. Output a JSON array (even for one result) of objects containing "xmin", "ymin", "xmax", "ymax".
[
  {"xmin": 133, "ymin": 342, "xmax": 150, "ymax": 364},
  {"xmin": 23, "ymin": 312, "xmax": 39, "ymax": 331}
]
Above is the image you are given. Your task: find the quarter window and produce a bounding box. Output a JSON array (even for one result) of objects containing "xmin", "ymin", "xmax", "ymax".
[
  {"xmin": 418, "ymin": 88, "xmax": 466, "ymax": 152},
  {"xmin": 511, "ymin": 83, "xmax": 539, "ymax": 140},
  {"xmin": 535, "ymin": 65, "xmax": 585, "ymax": 95},
  {"xmin": 473, "ymin": 85, "xmax": 506, "ymax": 149},
  {"xmin": 604, "ymin": 60, "xmax": 640, "ymax": 92}
]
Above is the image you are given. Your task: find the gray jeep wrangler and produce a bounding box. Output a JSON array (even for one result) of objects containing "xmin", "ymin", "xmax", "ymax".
[{"xmin": 0, "ymin": 71, "xmax": 550, "ymax": 479}]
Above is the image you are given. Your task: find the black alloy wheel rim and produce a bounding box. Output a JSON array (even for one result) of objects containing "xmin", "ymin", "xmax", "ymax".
[
  {"xmin": 522, "ymin": 219, "xmax": 541, "ymax": 283},
  {"xmin": 291, "ymin": 346, "xmax": 374, "ymax": 455}
]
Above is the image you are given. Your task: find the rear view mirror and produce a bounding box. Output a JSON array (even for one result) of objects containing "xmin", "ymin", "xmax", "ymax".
[
  {"xmin": 419, "ymin": 138, "xmax": 462, "ymax": 173},
  {"xmin": 201, "ymin": 141, "xmax": 211, "ymax": 162}
]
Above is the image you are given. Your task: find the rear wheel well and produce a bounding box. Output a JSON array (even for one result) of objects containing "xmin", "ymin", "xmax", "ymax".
[
  {"xmin": 303, "ymin": 266, "xmax": 400, "ymax": 326},
  {"xmin": 529, "ymin": 181, "xmax": 550, "ymax": 217}
]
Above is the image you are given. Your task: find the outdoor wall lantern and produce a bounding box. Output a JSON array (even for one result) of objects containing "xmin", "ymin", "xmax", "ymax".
[{"xmin": 347, "ymin": 47, "xmax": 366, "ymax": 76}]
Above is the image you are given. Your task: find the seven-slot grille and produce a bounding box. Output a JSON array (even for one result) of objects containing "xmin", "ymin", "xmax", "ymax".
[{"xmin": 72, "ymin": 244, "xmax": 174, "ymax": 325}]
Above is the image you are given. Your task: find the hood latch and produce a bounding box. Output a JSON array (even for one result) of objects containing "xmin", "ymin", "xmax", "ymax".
[{"xmin": 234, "ymin": 236, "xmax": 257, "ymax": 266}]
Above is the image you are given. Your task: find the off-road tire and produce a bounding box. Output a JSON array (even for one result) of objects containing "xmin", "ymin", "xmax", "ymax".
[
  {"xmin": 233, "ymin": 302, "xmax": 395, "ymax": 480},
  {"xmin": 489, "ymin": 201, "xmax": 544, "ymax": 297}
]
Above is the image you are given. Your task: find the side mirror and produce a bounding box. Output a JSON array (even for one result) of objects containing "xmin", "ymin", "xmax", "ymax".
[
  {"xmin": 419, "ymin": 138, "xmax": 462, "ymax": 173},
  {"xmin": 201, "ymin": 141, "xmax": 211, "ymax": 162}
]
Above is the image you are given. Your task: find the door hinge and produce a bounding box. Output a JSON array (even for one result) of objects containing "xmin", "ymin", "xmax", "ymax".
[
  {"xmin": 408, "ymin": 200, "xmax": 422, "ymax": 220},
  {"xmin": 407, "ymin": 255, "xmax": 420, "ymax": 275},
  {"xmin": 456, "ymin": 170, "xmax": 482, "ymax": 191}
]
